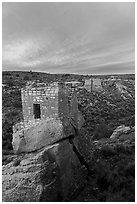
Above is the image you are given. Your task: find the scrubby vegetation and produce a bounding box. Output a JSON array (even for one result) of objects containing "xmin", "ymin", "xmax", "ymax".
[{"xmin": 72, "ymin": 132, "xmax": 135, "ymax": 202}]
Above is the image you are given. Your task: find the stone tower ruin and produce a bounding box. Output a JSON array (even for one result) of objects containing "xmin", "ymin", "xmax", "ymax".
[
  {"xmin": 21, "ymin": 82, "xmax": 69, "ymax": 122},
  {"xmin": 84, "ymin": 78, "xmax": 103, "ymax": 92},
  {"xmin": 12, "ymin": 81, "xmax": 84, "ymax": 153}
]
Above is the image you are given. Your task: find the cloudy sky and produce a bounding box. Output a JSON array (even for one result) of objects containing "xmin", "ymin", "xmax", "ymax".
[{"xmin": 2, "ymin": 2, "xmax": 135, "ymax": 75}]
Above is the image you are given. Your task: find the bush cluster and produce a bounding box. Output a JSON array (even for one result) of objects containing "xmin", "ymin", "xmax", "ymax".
[{"xmin": 88, "ymin": 143, "xmax": 135, "ymax": 202}]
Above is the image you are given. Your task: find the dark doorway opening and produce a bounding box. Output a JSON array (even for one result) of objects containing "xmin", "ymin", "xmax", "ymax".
[{"xmin": 33, "ymin": 104, "xmax": 41, "ymax": 119}]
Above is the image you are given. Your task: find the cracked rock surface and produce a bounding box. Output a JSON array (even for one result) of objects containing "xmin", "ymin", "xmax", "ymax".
[{"xmin": 2, "ymin": 139, "xmax": 87, "ymax": 202}]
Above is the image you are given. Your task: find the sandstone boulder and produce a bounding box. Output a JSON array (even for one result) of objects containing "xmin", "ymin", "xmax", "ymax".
[
  {"xmin": 3, "ymin": 139, "xmax": 87, "ymax": 202},
  {"xmin": 12, "ymin": 118, "xmax": 75, "ymax": 154},
  {"xmin": 110, "ymin": 125, "xmax": 131, "ymax": 139}
]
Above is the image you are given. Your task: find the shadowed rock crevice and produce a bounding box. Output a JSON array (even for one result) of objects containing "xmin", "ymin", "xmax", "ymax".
[{"xmin": 69, "ymin": 137, "xmax": 91, "ymax": 175}]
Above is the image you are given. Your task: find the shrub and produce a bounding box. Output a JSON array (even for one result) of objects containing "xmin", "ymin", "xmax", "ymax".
[
  {"xmin": 4, "ymin": 72, "xmax": 11, "ymax": 76},
  {"xmin": 106, "ymin": 191, "xmax": 128, "ymax": 202},
  {"xmin": 23, "ymin": 75, "xmax": 30, "ymax": 81},
  {"xmin": 7, "ymin": 110, "xmax": 19, "ymax": 118},
  {"xmin": 101, "ymin": 146, "xmax": 116, "ymax": 157},
  {"xmin": 7, "ymin": 80, "xmax": 14, "ymax": 87},
  {"xmin": 125, "ymin": 162, "xmax": 135, "ymax": 177},
  {"xmin": 13, "ymin": 159, "xmax": 21, "ymax": 166},
  {"xmin": 13, "ymin": 101, "xmax": 22, "ymax": 108},
  {"xmin": 93, "ymin": 120, "xmax": 113, "ymax": 140}
]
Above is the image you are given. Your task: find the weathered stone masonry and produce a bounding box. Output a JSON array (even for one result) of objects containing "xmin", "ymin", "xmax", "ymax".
[
  {"xmin": 84, "ymin": 78, "xmax": 102, "ymax": 92},
  {"xmin": 12, "ymin": 81, "xmax": 84, "ymax": 153},
  {"xmin": 21, "ymin": 82, "xmax": 68, "ymax": 122}
]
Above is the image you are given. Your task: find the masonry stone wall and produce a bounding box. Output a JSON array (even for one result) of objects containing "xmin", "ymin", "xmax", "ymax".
[
  {"xmin": 84, "ymin": 79, "xmax": 92, "ymax": 92},
  {"xmin": 13, "ymin": 81, "xmax": 76, "ymax": 133},
  {"xmin": 21, "ymin": 82, "xmax": 61, "ymax": 123},
  {"xmin": 65, "ymin": 81, "xmax": 83, "ymax": 100},
  {"xmin": 92, "ymin": 78, "xmax": 103, "ymax": 92},
  {"xmin": 12, "ymin": 81, "xmax": 85, "ymax": 153}
]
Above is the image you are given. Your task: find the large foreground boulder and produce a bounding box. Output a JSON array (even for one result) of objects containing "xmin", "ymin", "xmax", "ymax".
[
  {"xmin": 12, "ymin": 109, "xmax": 85, "ymax": 154},
  {"xmin": 2, "ymin": 139, "xmax": 87, "ymax": 202},
  {"xmin": 12, "ymin": 118, "xmax": 75, "ymax": 154}
]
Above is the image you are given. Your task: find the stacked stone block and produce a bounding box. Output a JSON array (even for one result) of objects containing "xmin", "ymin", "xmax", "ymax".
[
  {"xmin": 12, "ymin": 81, "xmax": 85, "ymax": 153},
  {"xmin": 84, "ymin": 78, "xmax": 103, "ymax": 92},
  {"xmin": 65, "ymin": 81, "xmax": 83, "ymax": 102},
  {"xmin": 84, "ymin": 79, "xmax": 92, "ymax": 92},
  {"xmin": 21, "ymin": 82, "xmax": 60, "ymax": 123},
  {"xmin": 92, "ymin": 78, "xmax": 103, "ymax": 92},
  {"xmin": 13, "ymin": 81, "xmax": 78, "ymax": 135}
]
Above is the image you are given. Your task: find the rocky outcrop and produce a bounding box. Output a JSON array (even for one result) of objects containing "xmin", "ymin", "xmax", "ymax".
[
  {"xmin": 12, "ymin": 101, "xmax": 85, "ymax": 154},
  {"xmin": 12, "ymin": 118, "xmax": 69, "ymax": 153},
  {"xmin": 2, "ymin": 139, "xmax": 87, "ymax": 202},
  {"xmin": 110, "ymin": 125, "xmax": 131, "ymax": 139}
]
